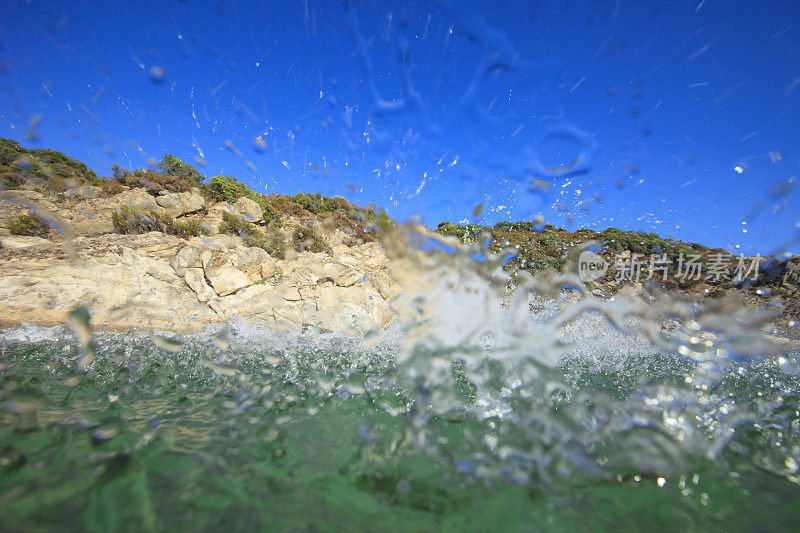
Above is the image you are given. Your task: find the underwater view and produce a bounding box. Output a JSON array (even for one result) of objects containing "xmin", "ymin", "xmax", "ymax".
[{"xmin": 1, "ymin": 1, "xmax": 799, "ymax": 531}]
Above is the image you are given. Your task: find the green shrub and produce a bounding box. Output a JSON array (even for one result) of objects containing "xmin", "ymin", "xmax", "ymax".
[
  {"xmin": 112, "ymin": 206, "xmax": 162, "ymax": 234},
  {"xmin": 203, "ymin": 175, "xmax": 253, "ymax": 203},
  {"xmin": 111, "ymin": 155, "xmax": 203, "ymax": 194},
  {"xmin": 262, "ymin": 231, "xmax": 287, "ymax": 259},
  {"xmin": 203, "ymin": 176, "xmax": 281, "ymax": 226},
  {"xmin": 0, "ymin": 138, "xmax": 102, "ymax": 191},
  {"xmin": 7, "ymin": 212, "xmax": 49, "ymax": 237},
  {"xmin": 292, "ymin": 225, "xmax": 329, "ymax": 254},
  {"xmin": 435, "ymin": 222, "xmax": 486, "ymax": 243},
  {"xmin": 0, "ymin": 171, "xmax": 25, "ymax": 190},
  {"xmin": 157, "ymin": 155, "xmax": 203, "ymax": 188},
  {"xmin": 111, "ymin": 206, "xmax": 201, "ymax": 238},
  {"xmin": 217, "ymin": 211, "xmax": 286, "ymax": 257},
  {"xmin": 259, "ymin": 201, "xmax": 280, "ymax": 226},
  {"xmin": 218, "ymin": 211, "xmax": 253, "ymax": 236},
  {"xmin": 172, "ymin": 218, "xmax": 202, "ymax": 239},
  {"xmin": 292, "ymin": 192, "xmax": 345, "ymax": 215},
  {"xmin": 253, "ymin": 227, "xmax": 287, "ymax": 259}
]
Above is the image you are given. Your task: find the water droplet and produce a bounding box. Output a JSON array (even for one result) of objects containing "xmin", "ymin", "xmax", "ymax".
[
  {"xmin": 253, "ymin": 136, "xmax": 267, "ymax": 150},
  {"xmin": 397, "ymin": 479, "xmax": 410, "ymax": 494},
  {"xmin": 68, "ymin": 305, "xmax": 95, "ymax": 370},
  {"xmin": 2, "ymin": 388, "xmax": 45, "ymax": 414},
  {"xmin": 92, "ymin": 427, "xmax": 119, "ymax": 444},
  {"xmin": 149, "ymin": 66, "xmax": 166, "ymax": 84},
  {"xmin": 151, "ymin": 334, "xmax": 183, "ymax": 353}
]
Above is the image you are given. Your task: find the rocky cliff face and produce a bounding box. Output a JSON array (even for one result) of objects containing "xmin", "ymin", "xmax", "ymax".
[{"xmin": 0, "ymin": 187, "xmax": 400, "ymax": 334}]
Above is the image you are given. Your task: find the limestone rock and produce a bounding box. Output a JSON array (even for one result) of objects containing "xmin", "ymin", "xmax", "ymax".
[
  {"xmin": 184, "ymin": 268, "xmax": 216, "ymax": 302},
  {"xmin": 155, "ymin": 192, "xmax": 183, "ymax": 217},
  {"xmin": 156, "ymin": 191, "xmax": 206, "ymax": 218},
  {"xmin": 171, "ymin": 244, "xmax": 205, "ymax": 277},
  {"xmin": 113, "ymin": 188, "xmax": 164, "ymax": 213},
  {"xmin": 230, "ymin": 246, "xmax": 272, "ymax": 281},
  {"xmin": 200, "ymin": 203, "xmax": 229, "ymax": 235},
  {"xmin": 202, "ymin": 250, "xmax": 252, "ymax": 296},
  {"xmin": 309, "ymin": 259, "xmax": 363, "ymax": 287},
  {"xmin": 275, "ymin": 282, "xmax": 302, "ymax": 301},
  {"xmin": 179, "ymin": 191, "xmax": 205, "ymax": 214},
  {"xmin": 0, "ymin": 235, "xmax": 56, "ymax": 249},
  {"xmin": 230, "ymin": 246, "xmax": 270, "ymax": 271},
  {"xmin": 0, "ymin": 189, "xmax": 402, "ymax": 335},
  {"xmin": 0, "ymin": 233, "xmax": 218, "ymax": 332},
  {"xmin": 234, "ymin": 196, "xmax": 262, "ymax": 223},
  {"xmin": 63, "ymin": 185, "xmax": 102, "ymax": 200},
  {"xmin": 0, "ymin": 190, "xmax": 64, "ymax": 236},
  {"xmin": 66, "ymin": 188, "xmax": 166, "ymax": 237}
]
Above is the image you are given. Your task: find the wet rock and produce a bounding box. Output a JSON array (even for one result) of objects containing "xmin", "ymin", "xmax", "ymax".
[
  {"xmin": 690, "ymin": 282, "xmax": 712, "ymax": 295},
  {"xmin": 91, "ymin": 427, "xmax": 119, "ymax": 444}
]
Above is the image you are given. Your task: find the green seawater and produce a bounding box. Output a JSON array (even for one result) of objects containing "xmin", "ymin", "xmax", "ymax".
[{"xmin": 1, "ymin": 328, "xmax": 799, "ymax": 532}]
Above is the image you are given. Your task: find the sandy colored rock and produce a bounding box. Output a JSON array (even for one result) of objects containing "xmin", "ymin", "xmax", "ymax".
[
  {"xmin": 0, "ymin": 186, "xmax": 401, "ymax": 334},
  {"xmin": 200, "ymin": 203, "xmax": 229, "ymax": 235},
  {"xmin": 184, "ymin": 268, "xmax": 216, "ymax": 302},
  {"xmin": 156, "ymin": 191, "xmax": 205, "ymax": 218},
  {"xmin": 66, "ymin": 188, "xmax": 167, "ymax": 237},
  {"xmin": 62, "ymin": 185, "xmax": 102, "ymax": 200},
  {"xmin": 234, "ymin": 196, "xmax": 262, "ymax": 222},
  {"xmin": 0, "ymin": 235, "xmax": 56, "ymax": 249},
  {"xmin": 155, "ymin": 192, "xmax": 183, "ymax": 217},
  {"xmin": 202, "ymin": 249, "xmax": 253, "ymax": 297}
]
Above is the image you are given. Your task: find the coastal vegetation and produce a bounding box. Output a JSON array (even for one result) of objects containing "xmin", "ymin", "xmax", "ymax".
[
  {"xmin": 432, "ymin": 220, "xmax": 765, "ymax": 295},
  {"xmin": 2, "ymin": 138, "xmax": 795, "ymax": 305},
  {"xmin": 217, "ymin": 211, "xmax": 287, "ymax": 257},
  {"xmin": 1, "ymin": 137, "xmax": 110, "ymax": 192},
  {"xmin": 110, "ymin": 206, "xmax": 203, "ymax": 239},
  {"xmin": 7, "ymin": 212, "xmax": 50, "ymax": 237}
]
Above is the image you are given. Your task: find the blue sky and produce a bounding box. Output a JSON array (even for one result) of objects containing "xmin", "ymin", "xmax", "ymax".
[{"xmin": 1, "ymin": 0, "xmax": 799, "ymax": 254}]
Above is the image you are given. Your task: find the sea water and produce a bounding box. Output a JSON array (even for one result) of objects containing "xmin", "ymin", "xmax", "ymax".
[{"xmin": 1, "ymin": 237, "xmax": 799, "ymax": 531}]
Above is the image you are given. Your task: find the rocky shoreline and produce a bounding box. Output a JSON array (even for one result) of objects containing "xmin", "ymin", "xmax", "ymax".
[
  {"xmin": 1, "ymin": 139, "xmax": 798, "ymax": 340},
  {"xmin": 0, "ymin": 230, "xmax": 398, "ymax": 334},
  {"xmin": 0, "ymin": 188, "xmax": 401, "ymax": 335}
]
